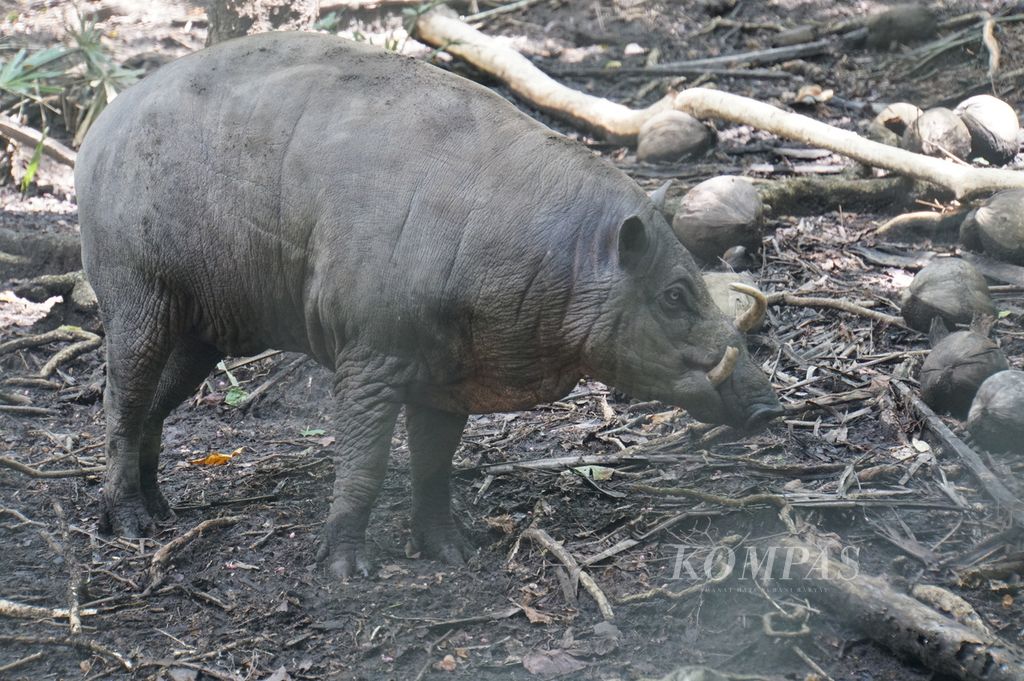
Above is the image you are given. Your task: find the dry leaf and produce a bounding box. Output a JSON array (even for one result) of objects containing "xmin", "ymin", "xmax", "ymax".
[
  {"xmin": 260, "ymin": 667, "xmax": 291, "ymax": 681},
  {"xmin": 522, "ymin": 650, "xmax": 585, "ymax": 678},
  {"xmin": 189, "ymin": 446, "xmax": 243, "ymax": 466},
  {"xmin": 483, "ymin": 514, "xmax": 516, "ymax": 534},
  {"xmin": 521, "ymin": 602, "xmax": 553, "ymax": 624},
  {"xmin": 434, "ymin": 654, "xmax": 457, "ymax": 672}
]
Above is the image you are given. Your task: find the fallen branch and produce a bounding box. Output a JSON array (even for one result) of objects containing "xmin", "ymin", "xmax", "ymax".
[
  {"xmin": 893, "ymin": 380, "xmax": 1024, "ymax": 527},
  {"xmin": 0, "ymin": 634, "xmax": 132, "ymax": 672},
  {"xmin": 0, "ymin": 652, "xmax": 45, "ymax": 674},
  {"xmin": 673, "ymin": 88, "xmax": 1024, "ymax": 200},
  {"xmin": 412, "ymin": 7, "xmax": 673, "ymax": 142},
  {"xmin": 146, "ymin": 516, "xmax": 243, "ymax": 593},
  {"xmin": 51, "ymin": 501, "xmax": 83, "ymax": 635},
  {"xmin": 522, "ymin": 527, "xmax": 614, "ymax": 621},
  {"xmin": 0, "ymin": 456, "xmax": 102, "ymax": 477},
  {"xmin": 874, "ymin": 210, "xmax": 966, "ymax": 241},
  {"xmin": 754, "ymin": 176, "xmax": 914, "ymax": 217},
  {"xmin": 412, "ymin": 9, "xmax": 1024, "ymax": 199},
  {"xmin": 767, "ymin": 292, "xmax": 905, "ymax": 326},
  {"xmin": 0, "ymin": 115, "xmax": 77, "ymax": 167},
  {"xmin": 781, "ymin": 532, "xmax": 1024, "ymax": 681},
  {"xmin": 0, "ymin": 598, "xmax": 97, "ymax": 622},
  {"xmin": 547, "ymin": 38, "xmax": 834, "ymax": 78},
  {"xmin": 0, "ymin": 405, "xmax": 57, "ymax": 416},
  {"xmin": 630, "ymin": 484, "xmax": 789, "ymax": 510}
]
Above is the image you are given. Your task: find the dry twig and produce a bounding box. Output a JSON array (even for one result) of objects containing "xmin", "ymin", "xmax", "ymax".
[
  {"xmin": 766, "ymin": 292, "xmax": 905, "ymax": 326},
  {"xmin": 146, "ymin": 516, "xmax": 243, "ymax": 592},
  {"xmin": 893, "ymin": 380, "xmax": 1024, "ymax": 527},
  {"xmin": 0, "ymin": 456, "xmax": 104, "ymax": 478},
  {"xmin": 522, "ymin": 527, "xmax": 614, "ymax": 621}
]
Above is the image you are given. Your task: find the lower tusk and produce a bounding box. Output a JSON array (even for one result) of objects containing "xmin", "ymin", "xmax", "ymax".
[
  {"xmin": 706, "ymin": 346, "xmax": 739, "ymax": 387},
  {"xmin": 730, "ymin": 283, "xmax": 767, "ymax": 333}
]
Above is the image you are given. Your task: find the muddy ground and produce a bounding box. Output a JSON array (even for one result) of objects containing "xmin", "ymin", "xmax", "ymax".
[{"xmin": 2, "ymin": 1, "xmax": 1024, "ymax": 680}]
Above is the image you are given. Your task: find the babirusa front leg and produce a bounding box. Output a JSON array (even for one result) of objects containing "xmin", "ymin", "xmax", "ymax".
[{"xmin": 319, "ymin": 367, "xmax": 401, "ymax": 579}]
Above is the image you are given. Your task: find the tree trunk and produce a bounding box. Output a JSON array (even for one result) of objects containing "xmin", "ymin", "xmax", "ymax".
[{"xmin": 205, "ymin": 0, "xmax": 320, "ymax": 46}]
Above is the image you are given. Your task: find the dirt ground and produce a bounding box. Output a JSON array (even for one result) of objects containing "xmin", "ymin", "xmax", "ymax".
[{"xmin": 2, "ymin": 1, "xmax": 1024, "ymax": 680}]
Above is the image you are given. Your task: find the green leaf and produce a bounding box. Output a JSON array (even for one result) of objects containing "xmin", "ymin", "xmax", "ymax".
[
  {"xmin": 19, "ymin": 132, "xmax": 46, "ymax": 193},
  {"xmin": 572, "ymin": 465, "xmax": 616, "ymax": 481},
  {"xmin": 0, "ymin": 46, "xmax": 67, "ymax": 99},
  {"xmin": 300, "ymin": 428, "xmax": 326, "ymax": 437},
  {"xmin": 313, "ymin": 11, "xmax": 341, "ymax": 31},
  {"xmin": 224, "ymin": 386, "xmax": 248, "ymax": 407},
  {"xmin": 998, "ymin": 310, "xmax": 1011, "ymax": 319}
]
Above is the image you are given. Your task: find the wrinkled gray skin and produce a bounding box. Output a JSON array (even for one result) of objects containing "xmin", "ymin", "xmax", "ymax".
[{"xmin": 76, "ymin": 32, "xmax": 782, "ymax": 578}]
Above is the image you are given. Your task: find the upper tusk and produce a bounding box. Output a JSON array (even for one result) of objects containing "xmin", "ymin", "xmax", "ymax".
[
  {"xmin": 706, "ymin": 346, "xmax": 739, "ymax": 387},
  {"xmin": 730, "ymin": 283, "xmax": 767, "ymax": 333}
]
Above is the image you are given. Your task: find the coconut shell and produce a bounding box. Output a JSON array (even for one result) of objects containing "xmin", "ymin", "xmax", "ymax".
[
  {"xmin": 637, "ymin": 111, "xmax": 716, "ymax": 163},
  {"xmin": 866, "ymin": 3, "xmax": 938, "ymax": 49},
  {"xmin": 672, "ymin": 176, "xmax": 764, "ymax": 264},
  {"xmin": 961, "ymin": 188, "xmax": 1024, "ymax": 265},
  {"xmin": 955, "ymin": 95, "xmax": 1021, "ymax": 165},
  {"xmin": 967, "ymin": 370, "xmax": 1024, "ymax": 454},
  {"xmin": 902, "ymin": 108, "xmax": 972, "ymax": 160},
  {"xmin": 900, "ymin": 258, "xmax": 995, "ymax": 332},
  {"xmin": 959, "ymin": 207, "xmax": 984, "ymax": 251},
  {"xmin": 920, "ymin": 330, "xmax": 1009, "ymax": 418},
  {"xmin": 701, "ymin": 272, "xmax": 762, "ymax": 331},
  {"xmin": 874, "ymin": 102, "xmax": 923, "ymax": 137}
]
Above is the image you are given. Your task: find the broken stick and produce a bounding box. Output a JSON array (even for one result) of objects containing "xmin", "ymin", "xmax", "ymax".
[
  {"xmin": 0, "ymin": 114, "xmax": 77, "ymax": 167},
  {"xmin": 522, "ymin": 526, "xmax": 614, "ymax": 621}
]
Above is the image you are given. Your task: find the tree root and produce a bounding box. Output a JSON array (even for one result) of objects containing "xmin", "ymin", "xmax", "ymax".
[{"xmin": 0, "ymin": 325, "xmax": 102, "ymax": 380}]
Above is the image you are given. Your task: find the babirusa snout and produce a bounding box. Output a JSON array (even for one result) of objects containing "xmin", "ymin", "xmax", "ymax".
[
  {"xmin": 730, "ymin": 283, "xmax": 767, "ymax": 333},
  {"xmin": 706, "ymin": 346, "xmax": 739, "ymax": 387}
]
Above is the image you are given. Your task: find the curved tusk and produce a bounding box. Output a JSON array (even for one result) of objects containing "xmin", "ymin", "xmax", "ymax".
[
  {"xmin": 730, "ymin": 283, "xmax": 767, "ymax": 333},
  {"xmin": 706, "ymin": 346, "xmax": 739, "ymax": 387}
]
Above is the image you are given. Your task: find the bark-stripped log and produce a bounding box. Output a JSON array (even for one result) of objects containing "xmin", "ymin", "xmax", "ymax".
[{"xmin": 780, "ymin": 534, "xmax": 1024, "ymax": 681}]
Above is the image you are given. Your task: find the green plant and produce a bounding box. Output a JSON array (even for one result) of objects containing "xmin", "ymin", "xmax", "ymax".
[
  {"xmin": 401, "ymin": 0, "xmax": 445, "ymax": 35},
  {"xmin": 314, "ymin": 10, "xmax": 341, "ymax": 32},
  {"xmin": 66, "ymin": 15, "xmax": 142, "ymax": 145},
  {"xmin": 0, "ymin": 46, "xmax": 68, "ymax": 103},
  {"xmin": 19, "ymin": 133, "xmax": 45, "ymax": 192}
]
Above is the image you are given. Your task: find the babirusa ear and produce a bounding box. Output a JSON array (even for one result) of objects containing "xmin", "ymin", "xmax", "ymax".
[{"xmin": 618, "ymin": 215, "xmax": 649, "ymax": 270}]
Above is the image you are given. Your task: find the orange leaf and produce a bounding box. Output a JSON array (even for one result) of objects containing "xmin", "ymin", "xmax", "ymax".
[{"xmin": 190, "ymin": 447, "xmax": 243, "ymax": 466}]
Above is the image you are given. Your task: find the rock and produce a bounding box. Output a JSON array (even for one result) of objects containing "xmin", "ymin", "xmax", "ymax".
[
  {"xmin": 637, "ymin": 111, "xmax": 716, "ymax": 163},
  {"xmin": 672, "ymin": 176, "xmax": 763, "ymax": 264},
  {"xmin": 902, "ymin": 108, "xmax": 972, "ymax": 160},
  {"xmin": 900, "ymin": 258, "xmax": 995, "ymax": 332},
  {"xmin": 955, "ymin": 95, "xmax": 1021, "ymax": 165},
  {"xmin": 967, "ymin": 370, "xmax": 1024, "ymax": 454}
]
